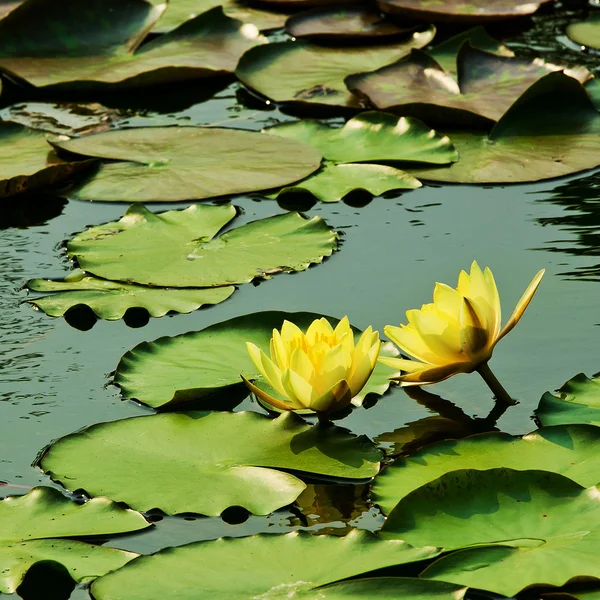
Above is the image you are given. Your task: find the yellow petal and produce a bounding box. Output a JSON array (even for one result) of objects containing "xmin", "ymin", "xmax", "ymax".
[
  {"xmin": 270, "ymin": 329, "xmax": 289, "ymax": 370},
  {"xmin": 483, "ymin": 266, "xmax": 501, "ymax": 340},
  {"xmin": 290, "ymin": 347, "xmax": 315, "ymax": 383},
  {"xmin": 333, "ymin": 316, "xmax": 352, "ymax": 339},
  {"xmin": 396, "ymin": 362, "xmax": 467, "ymax": 386},
  {"xmin": 347, "ymin": 352, "xmax": 377, "ymax": 397},
  {"xmin": 385, "ymin": 325, "xmax": 439, "ymax": 365},
  {"xmin": 310, "ymin": 379, "xmax": 352, "ymax": 414},
  {"xmin": 433, "ymin": 282, "xmax": 461, "ymax": 323},
  {"xmin": 459, "ymin": 297, "xmax": 490, "ymax": 362},
  {"xmin": 497, "ymin": 269, "xmax": 545, "ymax": 342},
  {"xmin": 306, "ymin": 317, "xmax": 334, "ymax": 345},
  {"xmin": 409, "ymin": 310, "xmax": 463, "ymax": 362},
  {"xmin": 377, "ymin": 356, "xmax": 427, "ymax": 372},
  {"xmin": 241, "ymin": 375, "xmax": 302, "ymax": 411},
  {"xmin": 246, "ymin": 342, "xmax": 287, "ymax": 398},
  {"xmin": 280, "ymin": 320, "xmax": 305, "ymax": 346},
  {"xmin": 282, "ymin": 368, "xmax": 315, "ymax": 409},
  {"xmin": 353, "ymin": 326, "xmax": 377, "ymax": 364},
  {"xmin": 314, "ymin": 343, "xmax": 353, "ymax": 394}
]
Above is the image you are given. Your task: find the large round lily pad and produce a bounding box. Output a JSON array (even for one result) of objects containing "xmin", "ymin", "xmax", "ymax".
[
  {"xmin": 235, "ymin": 29, "xmax": 435, "ymax": 108},
  {"xmin": 52, "ymin": 126, "xmax": 323, "ymax": 202},
  {"xmin": 265, "ymin": 111, "xmax": 458, "ymax": 165},
  {"xmin": 66, "ymin": 205, "xmax": 337, "ymax": 288},
  {"xmin": 26, "ymin": 270, "xmax": 234, "ymax": 322},
  {"xmin": 0, "ymin": 486, "xmax": 148, "ymax": 594},
  {"xmin": 373, "ymin": 424, "xmax": 600, "ymax": 514},
  {"xmin": 0, "ymin": 121, "xmax": 94, "ymax": 198},
  {"xmin": 381, "ymin": 469, "xmax": 600, "ymax": 596},
  {"xmin": 567, "ymin": 13, "xmax": 600, "ymax": 50},
  {"xmin": 114, "ymin": 311, "xmax": 400, "ymax": 409},
  {"xmin": 407, "ymin": 72, "xmax": 600, "ymax": 183},
  {"xmin": 537, "ymin": 373, "xmax": 600, "ymax": 427},
  {"xmin": 0, "ymin": 1, "xmax": 263, "ymax": 91},
  {"xmin": 41, "ymin": 411, "xmax": 382, "ymax": 516},
  {"xmin": 91, "ymin": 530, "xmax": 445, "ymax": 600},
  {"xmin": 376, "ymin": 0, "xmax": 553, "ymax": 23}
]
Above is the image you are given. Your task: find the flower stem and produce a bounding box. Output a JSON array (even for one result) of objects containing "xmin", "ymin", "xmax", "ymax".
[
  {"xmin": 476, "ymin": 362, "xmax": 517, "ymax": 407},
  {"xmin": 316, "ymin": 412, "xmax": 333, "ymax": 427}
]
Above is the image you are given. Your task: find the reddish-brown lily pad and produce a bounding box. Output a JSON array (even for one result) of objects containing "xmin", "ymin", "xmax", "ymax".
[{"xmin": 376, "ymin": 0, "xmax": 554, "ymax": 23}]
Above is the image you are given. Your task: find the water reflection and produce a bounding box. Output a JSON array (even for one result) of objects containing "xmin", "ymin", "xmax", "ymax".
[{"xmin": 534, "ymin": 170, "xmax": 600, "ymax": 280}]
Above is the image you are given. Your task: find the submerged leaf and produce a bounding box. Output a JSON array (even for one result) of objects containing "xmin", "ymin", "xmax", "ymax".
[
  {"xmin": 41, "ymin": 411, "xmax": 382, "ymax": 516},
  {"xmin": 567, "ymin": 13, "xmax": 600, "ymax": 50}
]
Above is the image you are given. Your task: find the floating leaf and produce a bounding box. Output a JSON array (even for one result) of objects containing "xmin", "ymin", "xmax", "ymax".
[
  {"xmin": 153, "ymin": 0, "xmax": 287, "ymax": 33},
  {"xmin": 40, "ymin": 411, "xmax": 382, "ymax": 516},
  {"xmin": 52, "ymin": 126, "xmax": 322, "ymax": 202},
  {"xmin": 537, "ymin": 373, "xmax": 600, "ymax": 427},
  {"xmin": 0, "ymin": 487, "xmax": 148, "ymax": 594},
  {"xmin": 26, "ymin": 270, "xmax": 234, "ymax": 322},
  {"xmin": 0, "ymin": 1, "xmax": 263, "ymax": 91},
  {"xmin": 92, "ymin": 531, "xmax": 444, "ymax": 600},
  {"xmin": 285, "ymin": 7, "xmax": 417, "ymax": 42},
  {"xmin": 347, "ymin": 45, "xmax": 587, "ymax": 126},
  {"xmin": 567, "ymin": 13, "xmax": 600, "ymax": 50},
  {"xmin": 66, "ymin": 205, "xmax": 337, "ymax": 287},
  {"xmin": 0, "ymin": 121, "xmax": 95, "ymax": 198},
  {"xmin": 235, "ymin": 29, "xmax": 435, "ymax": 108},
  {"xmin": 271, "ymin": 163, "xmax": 421, "ymax": 203},
  {"xmin": 373, "ymin": 424, "xmax": 600, "ymax": 514},
  {"xmin": 381, "ymin": 469, "xmax": 600, "ymax": 596},
  {"xmin": 265, "ymin": 111, "xmax": 457, "ymax": 165},
  {"xmin": 408, "ymin": 72, "xmax": 600, "ymax": 183},
  {"xmin": 377, "ymin": 0, "xmax": 553, "ymax": 23},
  {"xmin": 114, "ymin": 311, "xmax": 399, "ymax": 409}
]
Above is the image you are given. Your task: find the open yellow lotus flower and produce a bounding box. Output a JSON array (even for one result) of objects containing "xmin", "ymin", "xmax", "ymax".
[
  {"xmin": 242, "ymin": 317, "xmax": 381, "ymax": 417},
  {"xmin": 379, "ymin": 262, "xmax": 544, "ymax": 404}
]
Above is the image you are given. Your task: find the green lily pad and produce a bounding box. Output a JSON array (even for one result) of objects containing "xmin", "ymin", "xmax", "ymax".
[
  {"xmin": 66, "ymin": 204, "xmax": 337, "ymax": 288},
  {"xmin": 381, "ymin": 469, "xmax": 600, "ymax": 596},
  {"xmin": 52, "ymin": 126, "xmax": 322, "ymax": 202},
  {"xmin": 153, "ymin": 0, "xmax": 288, "ymax": 33},
  {"xmin": 91, "ymin": 530, "xmax": 443, "ymax": 600},
  {"xmin": 567, "ymin": 13, "xmax": 600, "ymax": 50},
  {"xmin": 235, "ymin": 28, "xmax": 435, "ymax": 108},
  {"xmin": 271, "ymin": 163, "xmax": 421, "ymax": 203},
  {"xmin": 408, "ymin": 72, "xmax": 600, "ymax": 183},
  {"xmin": 265, "ymin": 111, "xmax": 458, "ymax": 165},
  {"xmin": 114, "ymin": 311, "xmax": 400, "ymax": 409},
  {"xmin": 0, "ymin": 121, "xmax": 95, "ymax": 198},
  {"xmin": 0, "ymin": 486, "xmax": 148, "ymax": 594},
  {"xmin": 40, "ymin": 411, "xmax": 382, "ymax": 516},
  {"xmin": 537, "ymin": 373, "xmax": 600, "ymax": 427},
  {"xmin": 26, "ymin": 270, "xmax": 234, "ymax": 322},
  {"xmin": 587, "ymin": 78, "xmax": 600, "ymax": 111},
  {"xmin": 543, "ymin": 590, "xmax": 600, "ymax": 600},
  {"xmin": 285, "ymin": 7, "xmax": 417, "ymax": 42},
  {"xmin": 372, "ymin": 424, "xmax": 600, "ymax": 514},
  {"xmin": 346, "ymin": 45, "xmax": 586, "ymax": 126},
  {"xmin": 0, "ymin": 1, "xmax": 263, "ymax": 91},
  {"xmin": 377, "ymin": 0, "xmax": 553, "ymax": 23}
]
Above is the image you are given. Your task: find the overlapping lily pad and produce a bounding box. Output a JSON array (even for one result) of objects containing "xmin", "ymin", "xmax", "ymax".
[
  {"xmin": 382, "ymin": 469, "xmax": 600, "ymax": 596},
  {"xmin": 66, "ymin": 204, "xmax": 337, "ymax": 287},
  {"xmin": 0, "ymin": 0, "xmax": 264, "ymax": 91},
  {"xmin": 567, "ymin": 13, "xmax": 600, "ymax": 50},
  {"xmin": 537, "ymin": 373, "xmax": 600, "ymax": 427},
  {"xmin": 26, "ymin": 270, "xmax": 234, "ymax": 322},
  {"xmin": 0, "ymin": 121, "xmax": 95, "ymax": 198},
  {"xmin": 235, "ymin": 28, "xmax": 435, "ymax": 108},
  {"xmin": 408, "ymin": 72, "xmax": 600, "ymax": 183},
  {"xmin": 376, "ymin": 0, "xmax": 553, "ymax": 23},
  {"xmin": 41, "ymin": 411, "xmax": 382, "ymax": 516},
  {"xmin": 0, "ymin": 486, "xmax": 148, "ymax": 594},
  {"xmin": 372, "ymin": 424, "xmax": 600, "ymax": 514},
  {"xmin": 91, "ymin": 531, "xmax": 448, "ymax": 600},
  {"xmin": 265, "ymin": 111, "xmax": 458, "ymax": 164},
  {"xmin": 52, "ymin": 126, "xmax": 323, "ymax": 202},
  {"xmin": 114, "ymin": 311, "xmax": 400, "ymax": 409},
  {"xmin": 347, "ymin": 45, "xmax": 589, "ymax": 126}
]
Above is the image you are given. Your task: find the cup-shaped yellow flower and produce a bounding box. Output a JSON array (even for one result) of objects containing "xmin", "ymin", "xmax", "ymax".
[
  {"xmin": 379, "ymin": 262, "xmax": 544, "ymax": 404},
  {"xmin": 242, "ymin": 317, "xmax": 381, "ymax": 418}
]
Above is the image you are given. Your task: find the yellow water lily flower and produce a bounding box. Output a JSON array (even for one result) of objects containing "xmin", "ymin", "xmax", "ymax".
[
  {"xmin": 242, "ymin": 317, "xmax": 381, "ymax": 418},
  {"xmin": 379, "ymin": 262, "xmax": 544, "ymax": 404}
]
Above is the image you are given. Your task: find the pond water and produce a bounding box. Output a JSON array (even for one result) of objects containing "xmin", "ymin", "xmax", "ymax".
[{"xmin": 1, "ymin": 2, "xmax": 600, "ymax": 598}]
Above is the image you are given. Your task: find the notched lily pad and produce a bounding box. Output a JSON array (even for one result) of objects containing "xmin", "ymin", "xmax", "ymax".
[
  {"xmin": 52, "ymin": 125, "xmax": 323, "ymax": 202},
  {"xmin": 0, "ymin": 0, "xmax": 264, "ymax": 92},
  {"xmin": 235, "ymin": 28, "xmax": 435, "ymax": 109},
  {"xmin": 91, "ymin": 531, "xmax": 445, "ymax": 600},
  {"xmin": 0, "ymin": 121, "xmax": 95, "ymax": 198},
  {"xmin": 567, "ymin": 13, "xmax": 600, "ymax": 50},
  {"xmin": 113, "ymin": 311, "xmax": 400, "ymax": 410},
  {"xmin": 537, "ymin": 373, "xmax": 600, "ymax": 427},
  {"xmin": 40, "ymin": 411, "xmax": 382, "ymax": 516},
  {"xmin": 376, "ymin": 0, "xmax": 554, "ymax": 23},
  {"xmin": 26, "ymin": 270, "xmax": 234, "ymax": 323},
  {"xmin": 0, "ymin": 486, "xmax": 148, "ymax": 594},
  {"xmin": 66, "ymin": 204, "xmax": 338, "ymax": 288}
]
